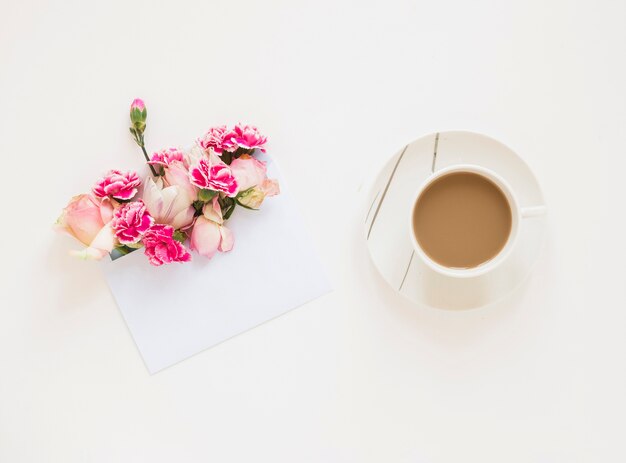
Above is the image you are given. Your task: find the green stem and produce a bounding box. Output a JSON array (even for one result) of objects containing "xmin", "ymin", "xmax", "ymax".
[
  {"xmin": 223, "ymin": 202, "xmax": 237, "ymax": 220},
  {"xmin": 221, "ymin": 151, "xmax": 233, "ymax": 165},
  {"xmin": 235, "ymin": 199, "xmax": 257, "ymax": 210},
  {"xmin": 140, "ymin": 143, "xmax": 158, "ymax": 177}
]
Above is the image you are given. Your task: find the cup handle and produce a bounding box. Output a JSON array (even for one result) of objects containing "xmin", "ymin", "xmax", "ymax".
[{"xmin": 521, "ymin": 205, "xmax": 547, "ymax": 218}]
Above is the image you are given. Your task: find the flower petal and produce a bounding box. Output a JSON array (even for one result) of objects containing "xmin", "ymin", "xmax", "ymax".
[
  {"xmin": 189, "ymin": 216, "xmax": 221, "ymax": 259},
  {"xmin": 218, "ymin": 225, "xmax": 234, "ymax": 252}
]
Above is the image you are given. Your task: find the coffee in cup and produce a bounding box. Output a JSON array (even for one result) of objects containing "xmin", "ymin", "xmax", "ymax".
[{"xmin": 412, "ymin": 171, "xmax": 512, "ymax": 269}]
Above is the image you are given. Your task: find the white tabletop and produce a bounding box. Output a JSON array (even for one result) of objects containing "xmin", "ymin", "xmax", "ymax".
[{"xmin": 1, "ymin": 1, "xmax": 625, "ymax": 461}]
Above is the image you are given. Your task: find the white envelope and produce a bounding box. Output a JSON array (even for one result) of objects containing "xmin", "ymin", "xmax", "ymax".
[{"xmin": 101, "ymin": 156, "xmax": 331, "ymax": 373}]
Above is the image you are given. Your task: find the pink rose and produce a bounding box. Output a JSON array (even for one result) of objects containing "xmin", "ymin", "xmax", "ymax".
[
  {"xmin": 149, "ymin": 148, "xmax": 184, "ymax": 167},
  {"xmin": 230, "ymin": 155, "xmax": 280, "ymax": 209},
  {"xmin": 189, "ymin": 158, "xmax": 238, "ymax": 197},
  {"xmin": 189, "ymin": 198, "xmax": 234, "ymax": 258},
  {"xmin": 230, "ymin": 155, "xmax": 267, "ymax": 191},
  {"xmin": 222, "ymin": 123, "xmax": 267, "ymax": 153},
  {"xmin": 198, "ymin": 126, "xmax": 228, "ymax": 155},
  {"xmin": 111, "ymin": 200, "xmax": 154, "ymax": 244},
  {"xmin": 55, "ymin": 194, "xmax": 116, "ymax": 259},
  {"xmin": 142, "ymin": 224, "xmax": 191, "ymax": 266},
  {"xmin": 163, "ymin": 160, "xmax": 198, "ymax": 201},
  {"xmin": 93, "ymin": 170, "xmax": 141, "ymax": 201},
  {"xmin": 143, "ymin": 177, "xmax": 195, "ymax": 230}
]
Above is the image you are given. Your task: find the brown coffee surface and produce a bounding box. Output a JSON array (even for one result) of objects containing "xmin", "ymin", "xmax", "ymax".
[{"xmin": 412, "ymin": 172, "xmax": 512, "ymax": 269}]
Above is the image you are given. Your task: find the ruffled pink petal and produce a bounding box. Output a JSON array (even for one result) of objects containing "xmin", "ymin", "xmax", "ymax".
[
  {"xmin": 142, "ymin": 224, "xmax": 191, "ymax": 266},
  {"xmin": 111, "ymin": 200, "xmax": 154, "ymax": 244},
  {"xmin": 189, "ymin": 159, "xmax": 238, "ymax": 197},
  {"xmin": 93, "ymin": 170, "xmax": 141, "ymax": 201}
]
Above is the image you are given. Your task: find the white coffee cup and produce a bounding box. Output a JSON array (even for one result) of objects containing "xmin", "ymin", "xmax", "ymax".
[{"xmin": 409, "ymin": 164, "xmax": 546, "ymax": 278}]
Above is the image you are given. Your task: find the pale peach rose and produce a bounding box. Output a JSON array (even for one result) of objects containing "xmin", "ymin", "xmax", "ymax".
[
  {"xmin": 260, "ymin": 178, "xmax": 280, "ymax": 197},
  {"xmin": 56, "ymin": 194, "xmax": 116, "ymax": 260},
  {"xmin": 236, "ymin": 188, "xmax": 266, "ymax": 209},
  {"xmin": 235, "ymin": 176, "xmax": 280, "ymax": 210},
  {"xmin": 143, "ymin": 178, "xmax": 195, "ymax": 230}
]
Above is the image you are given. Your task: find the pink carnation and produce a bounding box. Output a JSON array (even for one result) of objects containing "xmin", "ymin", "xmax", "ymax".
[
  {"xmin": 222, "ymin": 124, "xmax": 267, "ymax": 153},
  {"xmin": 149, "ymin": 148, "xmax": 184, "ymax": 167},
  {"xmin": 189, "ymin": 159, "xmax": 238, "ymax": 197},
  {"xmin": 93, "ymin": 170, "xmax": 141, "ymax": 201},
  {"xmin": 198, "ymin": 126, "xmax": 228, "ymax": 155},
  {"xmin": 142, "ymin": 224, "xmax": 191, "ymax": 266},
  {"xmin": 111, "ymin": 200, "xmax": 154, "ymax": 244}
]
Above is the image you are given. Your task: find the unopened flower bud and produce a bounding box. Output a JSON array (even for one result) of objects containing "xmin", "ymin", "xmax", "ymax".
[{"xmin": 130, "ymin": 98, "xmax": 147, "ymax": 133}]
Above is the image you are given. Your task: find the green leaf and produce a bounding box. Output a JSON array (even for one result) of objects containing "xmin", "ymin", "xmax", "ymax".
[
  {"xmin": 192, "ymin": 200, "xmax": 204, "ymax": 215},
  {"xmin": 173, "ymin": 230, "xmax": 187, "ymax": 243},
  {"xmin": 219, "ymin": 195, "xmax": 234, "ymax": 208},
  {"xmin": 198, "ymin": 189, "xmax": 217, "ymax": 202}
]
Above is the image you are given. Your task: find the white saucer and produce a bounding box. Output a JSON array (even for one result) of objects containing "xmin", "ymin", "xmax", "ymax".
[{"xmin": 364, "ymin": 131, "xmax": 547, "ymax": 310}]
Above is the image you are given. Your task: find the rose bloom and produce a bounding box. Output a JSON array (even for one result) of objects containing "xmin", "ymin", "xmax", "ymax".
[
  {"xmin": 190, "ymin": 197, "xmax": 234, "ymax": 259},
  {"xmin": 143, "ymin": 177, "xmax": 195, "ymax": 230},
  {"xmin": 198, "ymin": 126, "xmax": 228, "ymax": 155},
  {"xmin": 111, "ymin": 200, "xmax": 154, "ymax": 244},
  {"xmin": 229, "ymin": 155, "xmax": 267, "ymax": 191},
  {"xmin": 149, "ymin": 148, "xmax": 184, "ymax": 167},
  {"xmin": 230, "ymin": 155, "xmax": 280, "ymax": 209},
  {"xmin": 237, "ymin": 179, "xmax": 280, "ymax": 209},
  {"xmin": 222, "ymin": 123, "xmax": 267, "ymax": 153},
  {"xmin": 260, "ymin": 178, "xmax": 280, "ymax": 196},
  {"xmin": 92, "ymin": 170, "xmax": 141, "ymax": 201},
  {"xmin": 189, "ymin": 158, "xmax": 238, "ymax": 197},
  {"xmin": 142, "ymin": 224, "xmax": 191, "ymax": 266},
  {"xmin": 235, "ymin": 188, "xmax": 265, "ymax": 210},
  {"xmin": 56, "ymin": 194, "xmax": 116, "ymax": 259}
]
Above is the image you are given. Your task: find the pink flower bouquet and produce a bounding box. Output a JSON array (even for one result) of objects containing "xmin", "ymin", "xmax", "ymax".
[{"xmin": 56, "ymin": 99, "xmax": 280, "ymax": 266}]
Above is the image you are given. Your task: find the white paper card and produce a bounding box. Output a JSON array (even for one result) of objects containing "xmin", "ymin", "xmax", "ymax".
[{"xmin": 101, "ymin": 158, "xmax": 331, "ymax": 373}]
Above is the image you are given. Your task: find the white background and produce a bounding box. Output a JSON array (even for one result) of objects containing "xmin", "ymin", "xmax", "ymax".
[{"xmin": 1, "ymin": 0, "xmax": 625, "ymax": 461}]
